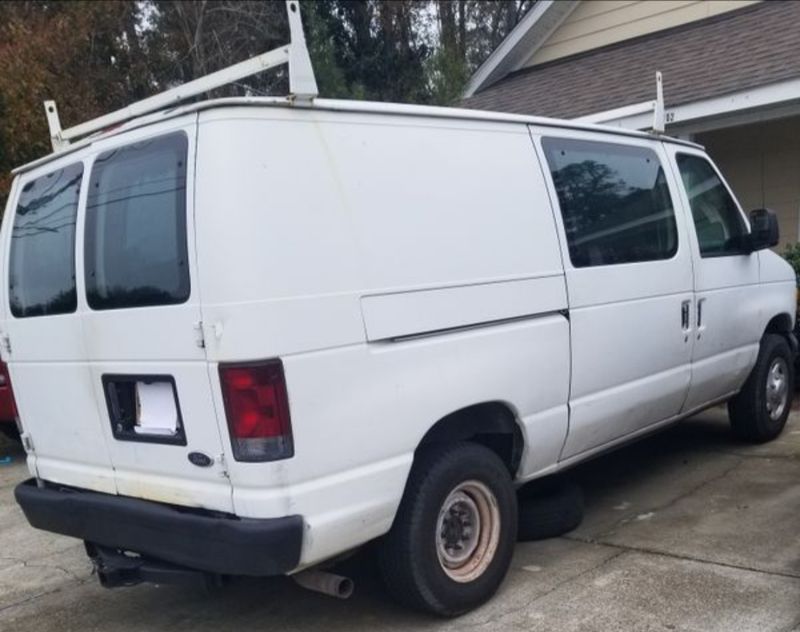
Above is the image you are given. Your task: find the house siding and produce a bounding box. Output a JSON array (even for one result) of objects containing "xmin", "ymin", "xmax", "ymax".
[
  {"xmin": 524, "ymin": 0, "xmax": 761, "ymax": 67},
  {"xmin": 698, "ymin": 116, "xmax": 800, "ymax": 246},
  {"xmin": 462, "ymin": 2, "xmax": 800, "ymax": 121}
]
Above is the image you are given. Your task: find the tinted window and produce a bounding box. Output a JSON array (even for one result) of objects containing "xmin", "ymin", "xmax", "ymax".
[
  {"xmin": 9, "ymin": 163, "xmax": 82, "ymax": 317},
  {"xmin": 676, "ymin": 154, "xmax": 748, "ymax": 257},
  {"xmin": 543, "ymin": 138, "xmax": 677, "ymax": 268},
  {"xmin": 85, "ymin": 133, "xmax": 189, "ymax": 310}
]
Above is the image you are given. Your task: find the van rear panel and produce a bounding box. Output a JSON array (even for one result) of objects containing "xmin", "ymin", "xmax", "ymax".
[
  {"xmin": 1, "ymin": 160, "xmax": 117, "ymax": 492},
  {"xmin": 2, "ymin": 116, "xmax": 234, "ymax": 513}
]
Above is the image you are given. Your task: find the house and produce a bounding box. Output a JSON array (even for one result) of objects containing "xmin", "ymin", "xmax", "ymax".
[{"xmin": 463, "ymin": 1, "xmax": 800, "ymax": 246}]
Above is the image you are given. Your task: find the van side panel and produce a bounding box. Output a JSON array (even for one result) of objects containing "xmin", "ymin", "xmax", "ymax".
[
  {"xmin": 282, "ymin": 317, "xmax": 569, "ymax": 566},
  {"xmin": 757, "ymin": 251, "xmax": 796, "ymax": 337},
  {"xmin": 532, "ymin": 128, "xmax": 697, "ymax": 460},
  {"xmin": 195, "ymin": 109, "xmax": 569, "ymax": 566},
  {"xmin": 361, "ymin": 276, "xmax": 566, "ymax": 341}
]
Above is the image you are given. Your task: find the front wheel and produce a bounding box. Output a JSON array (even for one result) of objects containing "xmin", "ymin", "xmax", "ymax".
[
  {"xmin": 728, "ymin": 334, "xmax": 794, "ymax": 443},
  {"xmin": 378, "ymin": 442, "xmax": 517, "ymax": 616}
]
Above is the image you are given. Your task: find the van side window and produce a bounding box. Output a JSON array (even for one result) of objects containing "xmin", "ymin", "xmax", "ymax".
[
  {"xmin": 85, "ymin": 133, "xmax": 190, "ymax": 310},
  {"xmin": 675, "ymin": 154, "xmax": 748, "ymax": 257},
  {"xmin": 9, "ymin": 163, "xmax": 82, "ymax": 317},
  {"xmin": 542, "ymin": 138, "xmax": 677, "ymax": 268}
]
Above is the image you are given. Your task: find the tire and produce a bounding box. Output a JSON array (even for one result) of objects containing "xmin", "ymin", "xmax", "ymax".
[
  {"xmin": 517, "ymin": 479, "xmax": 584, "ymax": 541},
  {"xmin": 728, "ymin": 333, "xmax": 794, "ymax": 443},
  {"xmin": 378, "ymin": 442, "xmax": 517, "ymax": 617},
  {"xmin": 0, "ymin": 424, "xmax": 20, "ymax": 443}
]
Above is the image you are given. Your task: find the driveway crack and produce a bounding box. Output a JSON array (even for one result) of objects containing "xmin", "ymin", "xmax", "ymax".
[
  {"xmin": 463, "ymin": 547, "xmax": 627, "ymax": 629},
  {"xmin": 562, "ymin": 536, "xmax": 800, "ymax": 581}
]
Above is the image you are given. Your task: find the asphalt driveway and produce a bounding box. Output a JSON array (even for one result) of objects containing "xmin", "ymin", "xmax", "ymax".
[{"xmin": 1, "ymin": 407, "xmax": 799, "ymax": 631}]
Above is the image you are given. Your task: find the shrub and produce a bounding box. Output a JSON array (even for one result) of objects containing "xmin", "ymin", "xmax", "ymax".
[{"xmin": 782, "ymin": 243, "xmax": 800, "ymax": 285}]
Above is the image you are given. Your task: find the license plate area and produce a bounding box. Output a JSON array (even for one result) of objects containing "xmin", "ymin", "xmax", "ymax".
[{"xmin": 103, "ymin": 375, "xmax": 187, "ymax": 445}]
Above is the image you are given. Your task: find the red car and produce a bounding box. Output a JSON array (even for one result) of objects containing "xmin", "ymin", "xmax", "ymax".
[{"xmin": 0, "ymin": 361, "xmax": 19, "ymax": 442}]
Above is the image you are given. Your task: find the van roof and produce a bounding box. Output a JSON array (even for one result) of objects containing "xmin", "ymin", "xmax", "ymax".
[{"xmin": 12, "ymin": 96, "xmax": 703, "ymax": 176}]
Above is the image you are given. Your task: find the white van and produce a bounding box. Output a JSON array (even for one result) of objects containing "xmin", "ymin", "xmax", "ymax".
[{"xmin": 5, "ymin": 95, "xmax": 795, "ymax": 615}]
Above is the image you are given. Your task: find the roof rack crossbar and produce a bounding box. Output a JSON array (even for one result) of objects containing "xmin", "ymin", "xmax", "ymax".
[
  {"xmin": 574, "ymin": 72, "xmax": 666, "ymax": 134},
  {"xmin": 43, "ymin": 0, "xmax": 317, "ymax": 153}
]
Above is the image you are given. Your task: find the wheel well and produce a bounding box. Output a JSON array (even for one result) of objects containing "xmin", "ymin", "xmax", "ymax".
[
  {"xmin": 416, "ymin": 402, "xmax": 524, "ymax": 477},
  {"xmin": 765, "ymin": 313, "xmax": 793, "ymax": 336}
]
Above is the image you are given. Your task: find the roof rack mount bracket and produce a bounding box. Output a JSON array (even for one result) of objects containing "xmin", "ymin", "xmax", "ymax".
[
  {"xmin": 573, "ymin": 71, "xmax": 666, "ymax": 134},
  {"xmin": 286, "ymin": 0, "xmax": 318, "ymax": 104},
  {"xmin": 652, "ymin": 71, "xmax": 665, "ymax": 134},
  {"xmin": 43, "ymin": 0, "xmax": 318, "ymax": 152},
  {"xmin": 43, "ymin": 101, "xmax": 68, "ymax": 153}
]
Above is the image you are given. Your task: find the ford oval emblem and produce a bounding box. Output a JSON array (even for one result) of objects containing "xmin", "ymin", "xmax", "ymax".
[{"xmin": 188, "ymin": 452, "xmax": 213, "ymax": 467}]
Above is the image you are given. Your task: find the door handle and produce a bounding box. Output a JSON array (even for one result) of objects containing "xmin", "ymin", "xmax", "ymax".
[
  {"xmin": 681, "ymin": 300, "xmax": 691, "ymax": 331},
  {"xmin": 696, "ymin": 298, "xmax": 706, "ymax": 338}
]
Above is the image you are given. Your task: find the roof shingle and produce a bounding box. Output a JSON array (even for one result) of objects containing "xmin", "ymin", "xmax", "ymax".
[{"xmin": 462, "ymin": 2, "xmax": 800, "ymax": 119}]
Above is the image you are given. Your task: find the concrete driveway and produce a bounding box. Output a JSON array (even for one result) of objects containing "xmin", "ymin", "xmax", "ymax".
[{"xmin": 1, "ymin": 407, "xmax": 799, "ymax": 631}]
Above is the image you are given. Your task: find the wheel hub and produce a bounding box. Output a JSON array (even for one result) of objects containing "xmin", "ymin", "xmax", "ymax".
[
  {"xmin": 766, "ymin": 357, "xmax": 789, "ymax": 421},
  {"xmin": 439, "ymin": 491, "xmax": 480, "ymax": 566},
  {"xmin": 436, "ymin": 480, "xmax": 501, "ymax": 583}
]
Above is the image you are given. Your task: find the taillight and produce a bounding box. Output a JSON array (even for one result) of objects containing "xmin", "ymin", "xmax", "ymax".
[
  {"xmin": 0, "ymin": 361, "xmax": 19, "ymax": 423},
  {"xmin": 219, "ymin": 360, "xmax": 293, "ymax": 462}
]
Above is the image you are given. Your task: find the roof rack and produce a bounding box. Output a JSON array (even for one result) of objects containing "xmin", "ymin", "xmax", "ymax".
[
  {"xmin": 43, "ymin": 0, "xmax": 317, "ymax": 153},
  {"xmin": 573, "ymin": 72, "xmax": 666, "ymax": 134}
]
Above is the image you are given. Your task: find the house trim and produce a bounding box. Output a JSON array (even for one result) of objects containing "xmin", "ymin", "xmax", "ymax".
[{"xmin": 578, "ymin": 77, "xmax": 800, "ymax": 135}]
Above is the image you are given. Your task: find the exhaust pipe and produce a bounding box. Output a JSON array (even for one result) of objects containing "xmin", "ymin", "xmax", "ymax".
[{"xmin": 292, "ymin": 569, "xmax": 354, "ymax": 599}]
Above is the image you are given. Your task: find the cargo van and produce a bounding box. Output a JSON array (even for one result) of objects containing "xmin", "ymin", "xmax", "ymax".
[{"xmin": 5, "ymin": 3, "xmax": 797, "ymax": 617}]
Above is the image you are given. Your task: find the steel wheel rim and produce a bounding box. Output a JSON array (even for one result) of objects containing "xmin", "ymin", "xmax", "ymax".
[
  {"xmin": 435, "ymin": 480, "xmax": 500, "ymax": 583},
  {"xmin": 766, "ymin": 357, "xmax": 789, "ymax": 421}
]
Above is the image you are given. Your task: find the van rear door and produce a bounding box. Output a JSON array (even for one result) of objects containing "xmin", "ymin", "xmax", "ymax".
[
  {"xmin": 3, "ymin": 117, "xmax": 233, "ymax": 513},
  {"xmin": 79, "ymin": 119, "xmax": 233, "ymax": 512},
  {"xmin": 2, "ymin": 159, "xmax": 117, "ymax": 494}
]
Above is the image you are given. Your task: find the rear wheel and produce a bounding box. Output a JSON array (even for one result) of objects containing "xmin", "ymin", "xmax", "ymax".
[
  {"xmin": 378, "ymin": 443, "xmax": 517, "ymax": 616},
  {"xmin": 728, "ymin": 334, "xmax": 794, "ymax": 443}
]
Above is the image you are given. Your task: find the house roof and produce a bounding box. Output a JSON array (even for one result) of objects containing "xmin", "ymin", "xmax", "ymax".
[
  {"xmin": 463, "ymin": 0, "xmax": 578, "ymax": 98},
  {"xmin": 462, "ymin": 2, "xmax": 800, "ymax": 120}
]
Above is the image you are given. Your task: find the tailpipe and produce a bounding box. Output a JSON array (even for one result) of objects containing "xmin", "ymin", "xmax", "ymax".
[{"xmin": 292, "ymin": 569, "xmax": 354, "ymax": 599}]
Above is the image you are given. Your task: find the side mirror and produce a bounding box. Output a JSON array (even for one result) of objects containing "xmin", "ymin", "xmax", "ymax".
[{"xmin": 747, "ymin": 208, "xmax": 779, "ymax": 252}]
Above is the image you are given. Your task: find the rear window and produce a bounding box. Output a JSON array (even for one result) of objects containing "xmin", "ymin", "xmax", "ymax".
[
  {"xmin": 85, "ymin": 132, "xmax": 189, "ymax": 310},
  {"xmin": 542, "ymin": 138, "xmax": 677, "ymax": 268},
  {"xmin": 9, "ymin": 163, "xmax": 83, "ymax": 317}
]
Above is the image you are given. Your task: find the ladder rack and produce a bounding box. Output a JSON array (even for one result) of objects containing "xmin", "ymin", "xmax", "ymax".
[
  {"xmin": 574, "ymin": 72, "xmax": 666, "ymax": 134},
  {"xmin": 44, "ymin": 0, "xmax": 317, "ymax": 152}
]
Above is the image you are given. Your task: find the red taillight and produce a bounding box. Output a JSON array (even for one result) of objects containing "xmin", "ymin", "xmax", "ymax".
[
  {"xmin": 0, "ymin": 361, "xmax": 19, "ymax": 423},
  {"xmin": 219, "ymin": 360, "xmax": 293, "ymax": 462}
]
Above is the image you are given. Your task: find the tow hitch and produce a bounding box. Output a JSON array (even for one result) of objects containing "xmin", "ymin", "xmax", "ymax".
[{"xmin": 85, "ymin": 542, "xmax": 222, "ymax": 590}]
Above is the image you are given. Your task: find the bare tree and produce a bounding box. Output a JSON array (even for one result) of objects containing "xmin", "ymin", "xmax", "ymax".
[{"xmin": 151, "ymin": 1, "xmax": 289, "ymax": 96}]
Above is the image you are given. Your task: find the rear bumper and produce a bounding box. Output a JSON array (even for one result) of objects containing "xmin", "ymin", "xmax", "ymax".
[{"xmin": 15, "ymin": 479, "xmax": 303, "ymax": 576}]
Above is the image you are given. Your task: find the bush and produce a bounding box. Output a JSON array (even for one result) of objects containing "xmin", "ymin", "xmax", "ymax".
[{"xmin": 782, "ymin": 243, "xmax": 800, "ymax": 285}]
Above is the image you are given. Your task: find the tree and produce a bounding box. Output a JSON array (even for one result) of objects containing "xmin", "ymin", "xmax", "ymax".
[
  {"xmin": 148, "ymin": 1, "xmax": 289, "ymax": 96},
  {"xmin": 0, "ymin": 1, "xmax": 155, "ymax": 203},
  {"xmin": 303, "ymin": 0, "xmax": 432, "ymax": 103},
  {"xmin": 429, "ymin": 0, "xmax": 535, "ymax": 104},
  {"xmin": 0, "ymin": 0, "xmax": 535, "ymax": 207}
]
